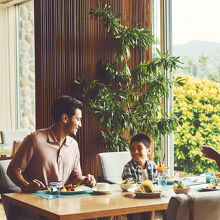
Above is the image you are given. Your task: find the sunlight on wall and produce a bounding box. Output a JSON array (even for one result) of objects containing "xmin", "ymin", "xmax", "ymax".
[{"xmin": 18, "ymin": 0, "xmax": 35, "ymax": 131}]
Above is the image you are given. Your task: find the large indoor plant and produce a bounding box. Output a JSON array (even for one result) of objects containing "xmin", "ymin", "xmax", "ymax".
[{"xmin": 74, "ymin": 3, "xmax": 183, "ymax": 152}]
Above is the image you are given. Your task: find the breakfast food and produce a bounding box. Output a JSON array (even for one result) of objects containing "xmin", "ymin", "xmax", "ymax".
[
  {"xmin": 173, "ymin": 181, "xmax": 190, "ymax": 194},
  {"xmin": 135, "ymin": 180, "xmax": 159, "ymax": 193},
  {"xmin": 61, "ymin": 183, "xmax": 84, "ymax": 192},
  {"xmin": 122, "ymin": 178, "xmax": 136, "ymax": 184}
]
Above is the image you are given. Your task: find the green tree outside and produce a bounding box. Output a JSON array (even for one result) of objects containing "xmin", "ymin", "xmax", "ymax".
[{"xmin": 173, "ymin": 73, "xmax": 220, "ymax": 174}]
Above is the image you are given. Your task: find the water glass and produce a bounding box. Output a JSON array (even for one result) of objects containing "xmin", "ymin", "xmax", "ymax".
[
  {"xmin": 49, "ymin": 182, "xmax": 61, "ymax": 198},
  {"xmin": 205, "ymin": 172, "xmax": 215, "ymax": 183},
  {"xmin": 158, "ymin": 173, "xmax": 167, "ymax": 187}
]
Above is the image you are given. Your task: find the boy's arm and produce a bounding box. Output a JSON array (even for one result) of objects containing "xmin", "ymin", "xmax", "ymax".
[
  {"xmin": 121, "ymin": 164, "xmax": 133, "ymax": 180},
  {"xmin": 150, "ymin": 161, "xmax": 158, "ymax": 179}
]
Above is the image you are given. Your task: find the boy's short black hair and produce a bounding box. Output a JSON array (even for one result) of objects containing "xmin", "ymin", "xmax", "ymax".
[
  {"xmin": 52, "ymin": 95, "xmax": 83, "ymax": 122},
  {"xmin": 130, "ymin": 133, "xmax": 151, "ymax": 149}
]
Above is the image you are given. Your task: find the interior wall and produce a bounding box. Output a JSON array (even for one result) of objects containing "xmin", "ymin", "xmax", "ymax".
[
  {"xmin": 34, "ymin": 0, "xmax": 152, "ymax": 177},
  {"xmin": 0, "ymin": 6, "xmax": 17, "ymax": 131}
]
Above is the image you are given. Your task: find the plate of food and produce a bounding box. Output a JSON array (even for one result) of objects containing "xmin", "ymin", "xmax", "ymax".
[
  {"xmin": 120, "ymin": 178, "xmax": 137, "ymax": 191},
  {"xmin": 200, "ymin": 184, "xmax": 220, "ymax": 191},
  {"xmin": 134, "ymin": 180, "xmax": 161, "ymax": 198},
  {"xmin": 60, "ymin": 184, "xmax": 91, "ymax": 195}
]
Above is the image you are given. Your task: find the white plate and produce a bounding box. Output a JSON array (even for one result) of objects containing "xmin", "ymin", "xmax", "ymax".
[
  {"xmin": 200, "ymin": 186, "xmax": 220, "ymax": 191},
  {"xmin": 60, "ymin": 186, "xmax": 91, "ymax": 195},
  {"xmin": 92, "ymin": 188, "xmax": 111, "ymax": 195},
  {"xmin": 134, "ymin": 191, "xmax": 161, "ymax": 198}
]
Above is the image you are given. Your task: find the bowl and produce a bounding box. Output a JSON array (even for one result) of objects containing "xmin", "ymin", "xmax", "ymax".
[
  {"xmin": 120, "ymin": 183, "xmax": 137, "ymax": 191},
  {"xmin": 173, "ymin": 185, "xmax": 191, "ymax": 194}
]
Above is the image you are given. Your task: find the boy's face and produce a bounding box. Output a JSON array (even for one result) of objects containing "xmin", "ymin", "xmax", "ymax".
[{"xmin": 130, "ymin": 141, "xmax": 148, "ymax": 162}]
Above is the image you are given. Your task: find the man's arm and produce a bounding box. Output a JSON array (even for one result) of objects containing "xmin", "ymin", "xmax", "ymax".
[
  {"xmin": 7, "ymin": 165, "xmax": 46, "ymax": 192},
  {"xmin": 201, "ymin": 145, "xmax": 220, "ymax": 170}
]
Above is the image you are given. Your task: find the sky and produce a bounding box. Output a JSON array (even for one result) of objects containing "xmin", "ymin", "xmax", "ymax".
[{"xmin": 172, "ymin": 0, "xmax": 220, "ymax": 45}]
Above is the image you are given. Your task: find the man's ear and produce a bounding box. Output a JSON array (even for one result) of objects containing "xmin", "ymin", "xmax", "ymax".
[{"xmin": 61, "ymin": 114, "xmax": 69, "ymax": 123}]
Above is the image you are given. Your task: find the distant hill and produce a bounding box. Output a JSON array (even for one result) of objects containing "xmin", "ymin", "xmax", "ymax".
[{"xmin": 173, "ymin": 40, "xmax": 220, "ymax": 60}]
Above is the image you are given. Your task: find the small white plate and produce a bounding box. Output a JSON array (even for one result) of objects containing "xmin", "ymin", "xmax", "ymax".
[
  {"xmin": 134, "ymin": 191, "xmax": 161, "ymax": 198},
  {"xmin": 92, "ymin": 188, "xmax": 111, "ymax": 195},
  {"xmin": 200, "ymin": 185, "xmax": 220, "ymax": 191}
]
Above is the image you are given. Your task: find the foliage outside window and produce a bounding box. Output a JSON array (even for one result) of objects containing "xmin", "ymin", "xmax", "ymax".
[
  {"xmin": 74, "ymin": 3, "xmax": 182, "ymax": 152},
  {"xmin": 173, "ymin": 73, "xmax": 220, "ymax": 174}
]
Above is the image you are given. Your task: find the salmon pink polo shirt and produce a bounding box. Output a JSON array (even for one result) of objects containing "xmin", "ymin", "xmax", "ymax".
[{"xmin": 9, "ymin": 127, "xmax": 82, "ymax": 187}]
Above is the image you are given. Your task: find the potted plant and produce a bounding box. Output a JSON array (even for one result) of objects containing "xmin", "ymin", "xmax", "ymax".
[{"xmin": 74, "ymin": 3, "xmax": 183, "ymax": 152}]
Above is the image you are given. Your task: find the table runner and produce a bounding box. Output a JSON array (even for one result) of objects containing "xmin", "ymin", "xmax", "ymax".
[{"xmin": 33, "ymin": 189, "xmax": 94, "ymax": 200}]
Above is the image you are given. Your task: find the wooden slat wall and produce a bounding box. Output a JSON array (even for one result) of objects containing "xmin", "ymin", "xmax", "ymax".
[{"xmin": 34, "ymin": 0, "xmax": 152, "ymax": 178}]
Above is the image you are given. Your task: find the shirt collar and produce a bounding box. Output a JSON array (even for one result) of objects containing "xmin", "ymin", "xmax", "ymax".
[
  {"xmin": 131, "ymin": 158, "xmax": 150, "ymax": 169},
  {"xmin": 47, "ymin": 126, "xmax": 73, "ymax": 146}
]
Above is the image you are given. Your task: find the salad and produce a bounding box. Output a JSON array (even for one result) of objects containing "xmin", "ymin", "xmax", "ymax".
[
  {"xmin": 61, "ymin": 183, "xmax": 84, "ymax": 192},
  {"xmin": 122, "ymin": 177, "xmax": 137, "ymax": 184}
]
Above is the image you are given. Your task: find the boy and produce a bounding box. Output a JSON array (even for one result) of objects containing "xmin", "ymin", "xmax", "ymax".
[{"xmin": 122, "ymin": 133, "xmax": 157, "ymax": 182}]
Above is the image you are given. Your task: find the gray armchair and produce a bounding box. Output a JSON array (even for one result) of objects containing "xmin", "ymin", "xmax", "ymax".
[
  {"xmin": 1, "ymin": 130, "xmax": 29, "ymax": 145},
  {"xmin": 0, "ymin": 159, "xmax": 21, "ymax": 193},
  {"xmin": 96, "ymin": 151, "xmax": 131, "ymax": 184},
  {"xmin": 166, "ymin": 191, "xmax": 220, "ymax": 220}
]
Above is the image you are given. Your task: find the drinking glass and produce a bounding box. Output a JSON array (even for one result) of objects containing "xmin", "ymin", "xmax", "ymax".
[
  {"xmin": 205, "ymin": 172, "xmax": 215, "ymax": 183},
  {"xmin": 158, "ymin": 173, "xmax": 167, "ymax": 187},
  {"xmin": 49, "ymin": 182, "xmax": 61, "ymax": 198}
]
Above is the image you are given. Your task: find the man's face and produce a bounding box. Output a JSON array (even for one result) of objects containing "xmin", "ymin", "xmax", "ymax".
[
  {"xmin": 130, "ymin": 141, "xmax": 148, "ymax": 162},
  {"xmin": 65, "ymin": 108, "xmax": 82, "ymax": 136}
]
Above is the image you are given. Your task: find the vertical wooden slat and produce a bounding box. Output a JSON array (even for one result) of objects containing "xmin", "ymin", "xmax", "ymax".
[{"xmin": 35, "ymin": 0, "xmax": 152, "ymax": 178}]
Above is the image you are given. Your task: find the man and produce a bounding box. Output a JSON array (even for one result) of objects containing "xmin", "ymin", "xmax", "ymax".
[
  {"xmin": 201, "ymin": 145, "xmax": 220, "ymax": 170},
  {"xmin": 7, "ymin": 95, "xmax": 96, "ymax": 193}
]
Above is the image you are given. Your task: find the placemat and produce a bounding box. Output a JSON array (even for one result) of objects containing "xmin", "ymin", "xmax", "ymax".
[{"xmin": 33, "ymin": 189, "xmax": 94, "ymax": 200}]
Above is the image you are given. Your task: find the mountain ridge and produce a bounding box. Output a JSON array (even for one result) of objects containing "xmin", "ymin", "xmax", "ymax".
[{"xmin": 173, "ymin": 40, "xmax": 220, "ymax": 60}]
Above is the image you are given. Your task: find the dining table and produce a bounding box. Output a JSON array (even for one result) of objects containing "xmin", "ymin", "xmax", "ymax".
[{"xmin": 2, "ymin": 184, "xmax": 173, "ymax": 220}]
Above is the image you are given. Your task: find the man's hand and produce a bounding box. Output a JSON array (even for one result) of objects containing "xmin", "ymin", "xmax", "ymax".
[
  {"xmin": 201, "ymin": 145, "xmax": 220, "ymax": 161},
  {"xmin": 22, "ymin": 179, "xmax": 46, "ymax": 192},
  {"xmin": 82, "ymin": 174, "xmax": 96, "ymax": 187}
]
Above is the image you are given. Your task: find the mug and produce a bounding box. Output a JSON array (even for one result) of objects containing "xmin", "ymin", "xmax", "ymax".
[{"xmin": 96, "ymin": 182, "xmax": 110, "ymax": 191}]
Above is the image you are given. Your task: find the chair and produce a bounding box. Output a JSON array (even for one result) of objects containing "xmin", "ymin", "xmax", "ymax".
[
  {"xmin": 11, "ymin": 141, "xmax": 22, "ymax": 157},
  {"xmin": 96, "ymin": 151, "xmax": 131, "ymax": 184},
  {"xmin": 166, "ymin": 191, "xmax": 220, "ymax": 220},
  {"xmin": 1, "ymin": 130, "xmax": 29, "ymax": 145},
  {"xmin": 0, "ymin": 159, "xmax": 21, "ymax": 193}
]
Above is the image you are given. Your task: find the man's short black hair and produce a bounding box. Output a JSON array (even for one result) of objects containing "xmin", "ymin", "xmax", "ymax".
[
  {"xmin": 130, "ymin": 133, "xmax": 151, "ymax": 149},
  {"xmin": 52, "ymin": 95, "xmax": 83, "ymax": 122}
]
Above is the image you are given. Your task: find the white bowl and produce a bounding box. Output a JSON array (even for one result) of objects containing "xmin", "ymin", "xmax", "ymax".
[
  {"xmin": 120, "ymin": 183, "xmax": 137, "ymax": 191},
  {"xmin": 173, "ymin": 185, "xmax": 191, "ymax": 194}
]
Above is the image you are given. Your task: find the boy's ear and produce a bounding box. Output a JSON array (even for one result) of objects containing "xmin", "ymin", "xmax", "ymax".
[{"xmin": 147, "ymin": 147, "xmax": 151, "ymax": 158}]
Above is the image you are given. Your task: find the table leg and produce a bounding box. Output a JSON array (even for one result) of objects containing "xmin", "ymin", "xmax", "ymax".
[{"xmin": 127, "ymin": 211, "xmax": 154, "ymax": 220}]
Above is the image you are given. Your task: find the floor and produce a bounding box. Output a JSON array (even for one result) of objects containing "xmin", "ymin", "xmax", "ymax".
[{"xmin": 0, "ymin": 200, "xmax": 7, "ymax": 220}]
